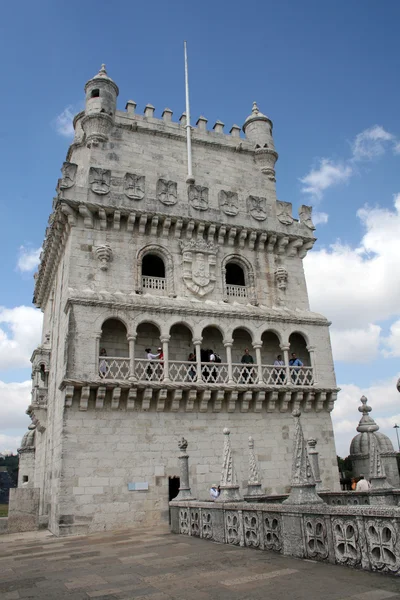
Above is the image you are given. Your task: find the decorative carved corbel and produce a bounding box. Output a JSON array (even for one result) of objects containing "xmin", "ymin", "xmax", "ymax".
[{"xmin": 95, "ymin": 244, "xmax": 113, "ymax": 271}]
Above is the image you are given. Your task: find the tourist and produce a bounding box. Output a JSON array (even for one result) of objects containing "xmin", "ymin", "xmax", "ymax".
[
  {"xmin": 241, "ymin": 347, "xmax": 254, "ymax": 383},
  {"xmin": 210, "ymin": 484, "xmax": 220, "ymax": 500},
  {"xmin": 208, "ymin": 349, "xmax": 219, "ymax": 382},
  {"xmin": 145, "ymin": 347, "xmax": 160, "ymax": 380},
  {"xmin": 351, "ymin": 477, "xmax": 357, "ymax": 490},
  {"xmin": 355, "ymin": 475, "xmax": 371, "ymax": 492},
  {"xmin": 157, "ymin": 346, "xmax": 164, "ymax": 378},
  {"xmin": 289, "ymin": 352, "xmax": 303, "ymax": 384},
  {"xmin": 99, "ymin": 347, "xmax": 108, "ymax": 378},
  {"xmin": 274, "ymin": 354, "xmax": 285, "ymax": 384}
]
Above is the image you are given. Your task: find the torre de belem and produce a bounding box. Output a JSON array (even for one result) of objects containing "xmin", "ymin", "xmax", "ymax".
[{"xmin": 20, "ymin": 65, "xmax": 340, "ymax": 536}]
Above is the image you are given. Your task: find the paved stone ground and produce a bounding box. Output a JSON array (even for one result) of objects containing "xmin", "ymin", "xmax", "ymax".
[{"xmin": 0, "ymin": 527, "xmax": 399, "ymax": 600}]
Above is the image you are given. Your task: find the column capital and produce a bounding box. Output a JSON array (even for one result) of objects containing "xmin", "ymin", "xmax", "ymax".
[
  {"xmin": 160, "ymin": 335, "xmax": 170, "ymax": 343},
  {"xmin": 280, "ymin": 345, "xmax": 290, "ymax": 351},
  {"xmin": 95, "ymin": 331, "xmax": 102, "ymax": 339},
  {"xmin": 127, "ymin": 334, "xmax": 137, "ymax": 342},
  {"xmin": 192, "ymin": 338, "xmax": 203, "ymax": 346},
  {"xmin": 223, "ymin": 339, "xmax": 233, "ymax": 347},
  {"xmin": 306, "ymin": 345, "xmax": 316, "ymax": 352},
  {"xmin": 252, "ymin": 343, "xmax": 262, "ymax": 350}
]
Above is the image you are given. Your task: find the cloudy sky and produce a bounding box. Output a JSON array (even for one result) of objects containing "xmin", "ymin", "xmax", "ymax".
[{"xmin": 0, "ymin": 1, "xmax": 399, "ymax": 457}]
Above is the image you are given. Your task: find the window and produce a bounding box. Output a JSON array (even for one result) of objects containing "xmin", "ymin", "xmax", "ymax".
[
  {"xmin": 91, "ymin": 89, "xmax": 100, "ymax": 98},
  {"xmin": 225, "ymin": 262, "xmax": 245, "ymax": 286},
  {"xmin": 142, "ymin": 254, "xmax": 166, "ymax": 291}
]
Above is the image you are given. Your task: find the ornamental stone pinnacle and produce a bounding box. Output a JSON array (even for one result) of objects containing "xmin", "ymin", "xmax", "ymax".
[
  {"xmin": 283, "ymin": 411, "xmax": 323, "ymax": 505},
  {"xmin": 369, "ymin": 433, "xmax": 392, "ymax": 490},
  {"xmin": 215, "ymin": 428, "xmax": 241, "ymax": 502},
  {"xmin": 175, "ymin": 436, "xmax": 195, "ymax": 500},
  {"xmin": 247, "ymin": 436, "xmax": 263, "ymax": 496}
]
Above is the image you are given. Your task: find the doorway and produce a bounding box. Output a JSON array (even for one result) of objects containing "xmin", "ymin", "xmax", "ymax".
[{"xmin": 168, "ymin": 476, "xmax": 180, "ymax": 524}]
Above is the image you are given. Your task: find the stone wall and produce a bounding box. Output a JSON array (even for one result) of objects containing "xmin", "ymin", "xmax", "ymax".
[
  {"xmin": 170, "ymin": 500, "xmax": 400, "ymax": 576},
  {"xmin": 8, "ymin": 488, "xmax": 40, "ymax": 533}
]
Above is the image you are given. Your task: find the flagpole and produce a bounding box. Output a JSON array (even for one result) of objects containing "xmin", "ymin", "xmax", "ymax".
[{"xmin": 184, "ymin": 41, "xmax": 194, "ymax": 183}]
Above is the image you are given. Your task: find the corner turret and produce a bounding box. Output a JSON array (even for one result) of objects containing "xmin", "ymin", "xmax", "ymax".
[
  {"xmin": 243, "ymin": 102, "xmax": 278, "ymax": 181},
  {"xmin": 81, "ymin": 64, "xmax": 119, "ymax": 147}
]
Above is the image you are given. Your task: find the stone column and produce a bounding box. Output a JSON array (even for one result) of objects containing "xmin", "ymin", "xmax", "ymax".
[
  {"xmin": 95, "ymin": 331, "xmax": 102, "ymax": 376},
  {"xmin": 307, "ymin": 345, "xmax": 317, "ymax": 384},
  {"xmin": 174, "ymin": 437, "xmax": 195, "ymax": 500},
  {"xmin": 193, "ymin": 338, "xmax": 202, "ymax": 382},
  {"xmin": 281, "ymin": 344, "xmax": 291, "ymax": 385},
  {"xmin": 127, "ymin": 335, "xmax": 137, "ymax": 382},
  {"xmin": 307, "ymin": 438, "xmax": 326, "ymax": 491},
  {"xmin": 161, "ymin": 335, "xmax": 170, "ymax": 382},
  {"xmin": 224, "ymin": 341, "xmax": 233, "ymax": 383},
  {"xmin": 253, "ymin": 343, "xmax": 263, "ymax": 385},
  {"xmin": 215, "ymin": 428, "xmax": 241, "ymax": 502}
]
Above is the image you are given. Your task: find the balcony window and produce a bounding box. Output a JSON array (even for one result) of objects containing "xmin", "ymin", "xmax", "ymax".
[
  {"xmin": 225, "ymin": 262, "xmax": 247, "ymax": 298},
  {"xmin": 142, "ymin": 254, "xmax": 166, "ymax": 292}
]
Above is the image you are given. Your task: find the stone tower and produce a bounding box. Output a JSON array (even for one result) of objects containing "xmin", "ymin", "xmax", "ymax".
[{"xmin": 23, "ymin": 65, "xmax": 340, "ymax": 536}]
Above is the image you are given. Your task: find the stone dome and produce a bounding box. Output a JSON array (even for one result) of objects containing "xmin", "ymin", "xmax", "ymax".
[
  {"xmin": 349, "ymin": 396, "xmax": 395, "ymax": 456},
  {"xmin": 84, "ymin": 64, "xmax": 119, "ymax": 95},
  {"xmin": 19, "ymin": 423, "xmax": 36, "ymax": 450},
  {"xmin": 243, "ymin": 102, "xmax": 271, "ymax": 132}
]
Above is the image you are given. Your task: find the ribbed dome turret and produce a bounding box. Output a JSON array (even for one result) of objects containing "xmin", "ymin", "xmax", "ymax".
[
  {"xmin": 19, "ymin": 423, "xmax": 36, "ymax": 451},
  {"xmin": 349, "ymin": 396, "xmax": 394, "ymax": 455}
]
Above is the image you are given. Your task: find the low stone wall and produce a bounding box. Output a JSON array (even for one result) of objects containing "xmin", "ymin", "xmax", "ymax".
[
  {"xmin": 8, "ymin": 488, "xmax": 40, "ymax": 533},
  {"xmin": 244, "ymin": 490, "xmax": 400, "ymax": 507},
  {"xmin": 0, "ymin": 518, "xmax": 8, "ymax": 535},
  {"xmin": 170, "ymin": 500, "xmax": 400, "ymax": 576}
]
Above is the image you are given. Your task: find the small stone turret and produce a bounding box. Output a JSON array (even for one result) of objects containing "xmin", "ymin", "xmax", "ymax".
[
  {"xmin": 243, "ymin": 102, "xmax": 278, "ymax": 181},
  {"xmin": 81, "ymin": 64, "xmax": 119, "ymax": 146}
]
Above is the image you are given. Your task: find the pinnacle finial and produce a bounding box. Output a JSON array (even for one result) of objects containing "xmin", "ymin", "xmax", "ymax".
[
  {"xmin": 99, "ymin": 64, "xmax": 107, "ymax": 75},
  {"xmin": 356, "ymin": 396, "xmax": 379, "ymax": 433},
  {"xmin": 252, "ymin": 101, "xmax": 259, "ymax": 114}
]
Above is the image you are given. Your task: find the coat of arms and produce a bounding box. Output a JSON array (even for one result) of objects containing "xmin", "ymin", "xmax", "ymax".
[
  {"xmin": 157, "ymin": 179, "xmax": 177, "ymax": 205},
  {"xmin": 180, "ymin": 239, "xmax": 218, "ymax": 296},
  {"xmin": 89, "ymin": 167, "xmax": 111, "ymax": 195},
  {"xmin": 299, "ymin": 205, "xmax": 316, "ymax": 230},
  {"xmin": 59, "ymin": 162, "xmax": 77, "ymax": 190},
  {"xmin": 188, "ymin": 184, "xmax": 209, "ymax": 211},
  {"xmin": 124, "ymin": 173, "xmax": 145, "ymax": 200},
  {"xmin": 247, "ymin": 195, "xmax": 267, "ymax": 221},
  {"xmin": 276, "ymin": 200, "xmax": 294, "ymax": 226},
  {"xmin": 219, "ymin": 190, "xmax": 239, "ymax": 216}
]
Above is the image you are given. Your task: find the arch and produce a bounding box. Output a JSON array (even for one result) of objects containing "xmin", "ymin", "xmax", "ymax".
[
  {"xmin": 100, "ymin": 318, "xmax": 129, "ymax": 357},
  {"xmin": 288, "ymin": 331, "xmax": 310, "ymax": 366},
  {"xmin": 260, "ymin": 327, "xmax": 283, "ymax": 346},
  {"xmin": 232, "ymin": 327, "xmax": 254, "ymax": 364},
  {"xmin": 142, "ymin": 254, "xmax": 165, "ymax": 278},
  {"xmin": 201, "ymin": 326, "xmax": 225, "ymax": 362},
  {"xmin": 221, "ymin": 253, "xmax": 257, "ymax": 304},
  {"xmin": 136, "ymin": 321, "xmax": 162, "ymax": 360},
  {"xmin": 226, "ymin": 262, "xmax": 245, "ymax": 286},
  {"xmin": 200, "ymin": 323, "xmax": 225, "ymax": 339},
  {"xmin": 100, "ymin": 315, "xmax": 129, "ymax": 332},
  {"xmin": 136, "ymin": 244, "xmax": 175, "ymax": 297},
  {"xmin": 260, "ymin": 330, "xmax": 282, "ymax": 365},
  {"xmin": 168, "ymin": 320, "xmax": 194, "ymax": 337},
  {"xmin": 288, "ymin": 329, "xmax": 310, "ymax": 347},
  {"xmin": 169, "ymin": 323, "xmax": 193, "ymax": 362}
]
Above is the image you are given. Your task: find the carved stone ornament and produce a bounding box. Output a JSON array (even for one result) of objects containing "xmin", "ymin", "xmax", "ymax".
[
  {"xmin": 59, "ymin": 162, "xmax": 78, "ymax": 190},
  {"xmin": 276, "ymin": 200, "xmax": 294, "ymax": 225},
  {"xmin": 89, "ymin": 167, "xmax": 111, "ymax": 195},
  {"xmin": 124, "ymin": 173, "xmax": 145, "ymax": 200},
  {"xmin": 274, "ymin": 266, "xmax": 288, "ymax": 290},
  {"xmin": 215, "ymin": 428, "xmax": 241, "ymax": 502},
  {"xmin": 247, "ymin": 195, "xmax": 267, "ymax": 221},
  {"xmin": 188, "ymin": 184, "xmax": 209, "ymax": 211},
  {"xmin": 95, "ymin": 244, "xmax": 113, "ymax": 270},
  {"xmin": 157, "ymin": 179, "xmax": 177, "ymax": 205},
  {"xmin": 219, "ymin": 190, "xmax": 239, "ymax": 216},
  {"xmin": 180, "ymin": 239, "xmax": 218, "ymax": 296},
  {"xmin": 299, "ymin": 204, "xmax": 316, "ymax": 230}
]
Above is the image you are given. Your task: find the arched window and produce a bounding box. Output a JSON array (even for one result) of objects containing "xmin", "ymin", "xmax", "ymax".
[
  {"xmin": 225, "ymin": 260, "xmax": 247, "ymax": 298},
  {"xmin": 142, "ymin": 254, "xmax": 166, "ymax": 291},
  {"xmin": 90, "ymin": 89, "xmax": 100, "ymax": 98}
]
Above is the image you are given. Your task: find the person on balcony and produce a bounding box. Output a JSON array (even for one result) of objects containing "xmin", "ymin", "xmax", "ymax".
[
  {"xmin": 157, "ymin": 347, "xmax": 164, "ymax": 379},
  {"xmin": 289, "ymin": 353, "xmax": 303, "ymax": 384},
  {"xmin": 208, "ymin": 349, "xmax": 220, "ymax": 383},
  {"xmin": 145, "ymin": 348, "xmax": 160, "ymax": 380},
  {"xmin": 241, "ymin": 348, "xmax": 254, "ymax": 383},
  {"xmin": 356, "ymin": 475, "xmax": 371, "ymax": 492},
  {"xmin": 99, "ymin": 348, "xmax": 108, "ymax": 378},
  {"xmin": 274, "ymin": 354, "xmax": 285, "ymax": 384}
]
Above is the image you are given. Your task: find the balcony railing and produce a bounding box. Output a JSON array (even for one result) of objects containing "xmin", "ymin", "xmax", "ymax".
[
  {"xmin": 142, "ymin": 276, "xmax": 166, "ymax": 291},
  {"xmin": 99, "ymin": 357, "xmax": 130, "ymax": 380},
  {"xmin": 225, "ymin": 284, "xmax": 247, "ymax": 298},
  {"xmin": 98, "ymin": 357, "xmax": 314, "ymax": 386}
]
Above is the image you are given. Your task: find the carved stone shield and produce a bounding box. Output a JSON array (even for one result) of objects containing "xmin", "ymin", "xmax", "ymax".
[
  {"xmin": 89, "ymin": 167, "xmax": 111, "ymax": 195},
  {"xmin": 219, "ymin": 190, "xmax": 239, "ymax": 216},
  {"xmin": 188, "ymin": 185, "xmax": 209, "ymax": 211},
  {"xmin": 60, "ymin": 162, "xmax": 77, "ymax": 190},
  {"xmin": 180, "ymin": 239, "xmax": 218, "ymax": 296},
  {"xmin": 124, "ymin": 173, "xmax": 145, "ymax": 200},
  {"xmin": 299, "ymin": 205, "xmax": 316, "ymax": 230},
  {"xmin": 157, "ymin": 179, "xmax": 177, "ymax": 205},
  {"xmin": 276, "ymin": 200, "xmax": 294, "ymax": 225},
  {"xmin": 247, "ymin": 196, "xmax": 267, "ymax": 221}
]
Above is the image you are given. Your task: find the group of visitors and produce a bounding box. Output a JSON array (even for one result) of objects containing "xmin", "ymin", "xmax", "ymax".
[{"xmin": 351, "ymin": 475, "xmax": 371, "ymax": 492}]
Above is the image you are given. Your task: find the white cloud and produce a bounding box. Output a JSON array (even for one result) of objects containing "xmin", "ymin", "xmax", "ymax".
[
  {"xmin": 300, "ymin": 159, "xmax": 352, "ymax": 200},
  {"xmin": 330, "ymin": 325, "xmax": 381, "ymax": 363},
  {"xmin": 312, "ymin": 211, "xmax": 329, "ymax": 226},
  {"xmin": 382, "ymin": 319, "xmax": 400, "ymax": 358},
  {"xmin": 0, "ymin": 380, "xmax": 31, "ymax": 453},
  {"xmin": 332, "ymin": 376, "xmax": 400, "ymax": 456},
  {"xmin": 0, "ymin": 306, "xmax": 43, "ymax": 370},
  {"xmin": 54, "ymin": 106, "xmax": 75, "ymax": 137},
  {"xmin": 352, "ymin": 125, "xmax": 394, "ymax": 161},
  {"xmin": 16, "ymin": 246, "xmax": 42, "ymax": 273},
  {"xmin": 305, "ymin": 194, "xmax": 400, "ymax": 331}
]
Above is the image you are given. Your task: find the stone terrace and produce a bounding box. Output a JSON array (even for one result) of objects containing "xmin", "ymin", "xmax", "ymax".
[{"xmin": 1, "ymin": 528, "xmax": 400, "ymax": 600}]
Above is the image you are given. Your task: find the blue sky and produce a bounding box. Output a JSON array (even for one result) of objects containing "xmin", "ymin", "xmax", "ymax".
[{"xmin": 0, "ymin": 0, "xmax": 400, "ymax": 456}]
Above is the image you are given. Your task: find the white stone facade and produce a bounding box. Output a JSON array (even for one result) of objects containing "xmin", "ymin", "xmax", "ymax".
[{"xmin": 22, "ymin": 65, "xmax": 339, "ymax": 536}]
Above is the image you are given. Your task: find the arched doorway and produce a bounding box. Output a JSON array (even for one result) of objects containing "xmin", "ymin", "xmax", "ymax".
[
  {"xmin": 135, "ymin": 322, "xmax": 162, "ymax": 381},
  {"xmin": 289, "ymin": 332, "xmax": 311, "ymax": 385},
  {"xmin": 99, "ymin": 319, "xmax": 129, "ymax": 379},
  {"xmin": 169, "ymin": 323, "xmax": 195, "ymax": 382},
  {"xmin": 260, "ymin": 330, "xmax": 284, "ymax": 385},
  {"xmin": 201, "ymin": 326, "xmax": 226, "ymax": 383},
  {"xmin": 232, "ymin": 327, "xmax": 256, "ymax": 384}
]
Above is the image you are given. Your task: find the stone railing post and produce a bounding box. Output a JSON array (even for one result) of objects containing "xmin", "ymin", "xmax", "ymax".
[
  {"xmin": 307, "ymin": 438, "xmax": 326, "ymax": 491},
  {"xmin": 224, "ymin": 340, "xmax": 233, "ymax": 383},
  {"xmin": 215, "ymin": 428, "xmax": 241, "ymax": 502},
  {"xmin": 175, "ymin": 437, "xmax": 195, "ymax": 500},
  {"xmin": 161, "ymin": 335, "xmax": 170, "ymax": 382},
  {"xmin": 253, "ymin": 343, "xmax": 263, "ymax": 385},
  {"xmin": 281, "ymin": 344, "xmax": 291, "ymax": 385},
  {"xmin": 95, "ymin": 331, "xmax": 102, "ymax": 376},
  {"xmin": 127, "ymin": 334, "xmax": 137, "ymax": 381},
  {"xmin": 193, "ymin": 338, "xmax": 202, "ymax": 382}
]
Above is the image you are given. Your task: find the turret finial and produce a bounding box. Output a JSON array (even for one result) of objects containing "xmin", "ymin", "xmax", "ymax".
[
  {"xmin": 252, "ymin": 101, "xmax": 259, "ymax": 114},
  {"xmin": 99, "ymin": 64, "xmax": 107, "ymax": 75}
]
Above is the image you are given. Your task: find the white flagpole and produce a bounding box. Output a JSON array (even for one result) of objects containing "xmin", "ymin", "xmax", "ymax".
[{"xmin": 184, "ymin": 41, "xmax": 194, "ymax": 183}]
